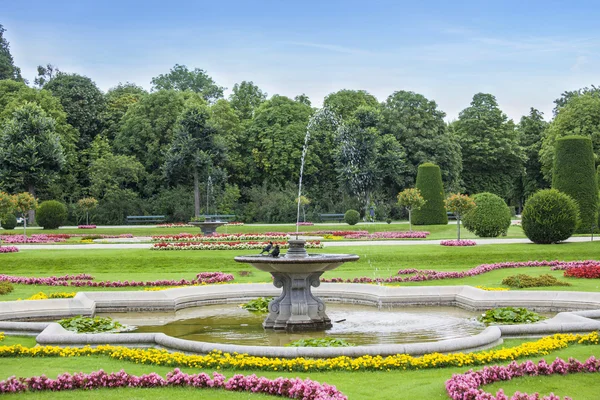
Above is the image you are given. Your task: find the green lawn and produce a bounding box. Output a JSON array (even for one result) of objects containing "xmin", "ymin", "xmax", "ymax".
[
  {"xmin": 1, "ymin": 241, "xmax": 599, "ymax": 300},
  {"xmin": 0, "ymin": 336, "xmax": 599, "ymax": 399}
]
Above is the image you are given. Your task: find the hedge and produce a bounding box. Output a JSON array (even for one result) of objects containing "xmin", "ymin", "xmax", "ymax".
[
  {"xmin": 36, "ymin": 200, "xmax": 68, "ymax": 230},
  {"xmin": 412, "ymin": 163, "xmax": 447, "ymax": 225},
  {"xmin": 552, "ymin": 136, "xmax": 598, "ymax": 233},
  {"xmin": 463, "ymin": 192, "xmax": 511, "ymax": 237},
  {"xmin": 1, "ymin": 214, "xmax": 17, "ymax": 230}
]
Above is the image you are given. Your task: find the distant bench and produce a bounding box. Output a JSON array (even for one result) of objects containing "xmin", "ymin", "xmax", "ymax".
[
  {"xmin": 318, "ymin": 213, "xmax": 345, "ymax": 223},
  {"xmin": 126, "ymin": 215, "xmax": 166, "ymax": 224},
  {"xmin": 447, "ymin": 212, "xmax": 457, "ymax": 220},
  {"xmin": 203, "ymin": 214, "xmax": 236, "ymax": 222}
]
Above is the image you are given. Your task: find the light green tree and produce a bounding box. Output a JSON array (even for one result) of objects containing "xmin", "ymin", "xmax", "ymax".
[
  {"xmin": 228, "ymin": 81, "xmax": 267, "ymax": 120},
  {"xmin": 13, "ymin": 192, "xmax": 38, "ymax": 238},
  {"xmin": 77, "ymin": 197, "xmax": 98, "ymax": 225},
  {"xmin": 151, "ymin": 64, "xmax": 224, "ymax": 103},
  {"xmin": 397, "ymin": 188, "xmax": 426, "ymax": 232},
  {"xmin": 444, "ymin": 193, "xmax": 476, "ymax": 241}
]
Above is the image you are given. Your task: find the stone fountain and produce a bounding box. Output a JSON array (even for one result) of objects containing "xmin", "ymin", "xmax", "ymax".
[
  {"xmin": 190, "ymin": 216, "xmax": 227, "ymax": 235},
  {"xmin": 235, "ymin": 239, "xmax": 359, "ymax": 332}
]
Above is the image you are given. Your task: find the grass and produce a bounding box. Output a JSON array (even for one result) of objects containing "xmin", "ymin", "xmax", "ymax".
[
  {"xmin": 1, "ymin": 223, "xmax": 529, "ymax": 240},
  {"xmin": 0, "ymin": 336, "xmax": 599, "ymax": 399},
  {"xmin": 1, "ymin": 242, "xmax": 599, "ymax": 300}
]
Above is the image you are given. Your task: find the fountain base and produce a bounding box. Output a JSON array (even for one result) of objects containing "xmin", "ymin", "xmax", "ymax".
[{"xmin": 264, "ymin": 271, "xmax": 331, "ymax": 332}]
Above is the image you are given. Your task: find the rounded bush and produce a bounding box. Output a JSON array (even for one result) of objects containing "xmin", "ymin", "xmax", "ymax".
[
  {"xmin": 521, "ymin": 189, "xmax": 579, "ymax": 244},
  {"xmin": 36, "ymin": 200, "xmax": 68, "ymax": 229},
  {"xmin": 344, "ymin": 209, "xmax": 360, "ymax": 225},
  {"xmin": 1, "ymin": 214, "xmax": 17, "ymax": 230},
  {"xmin": 0, "ymin": 281, "xmax": 14, "ymax": 295},
  {"xmin": 412, "ymin": 163, "xmax": 448, "ymax": 225},
  {"xmin": 552, "ymin": 136, "xmax": 598, "ymax": 233},
  {"xmin": 463, "ymin": 192, "xmax": 511, "ymax": 237}
]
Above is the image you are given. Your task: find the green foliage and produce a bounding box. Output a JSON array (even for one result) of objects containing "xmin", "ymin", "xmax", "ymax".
[
  {"xmin": 58, "ymin": 316, "xmax": 128, "ymax": 333},
  {"xmin": 521, "ymin": 189, "xmax": 579, "ymax": 244},
  {"xmin": 13, "ymin": 192, "xmax": 37, "ymax": 216},
  {"xmin": 285, "ymin": 337, "xmax": 355, "ymax": 347},
  {"xmin": 542, "ymin": 93, "xmax": 600, "ymax": 182},
  {"xmin": 323, "ymin": 89, "xmax": 379, "ymax": 121},
  {"xmin": 478, "ymin": 307, "xmax": 545, "ymax": 325},
  {"xmin": 0, "ymin": 24, "xmax": 24, "ymax": 81},
  {"xmin": 241, "ymin": 297, "xmax": 272, "ymax": 313},
  {"xmin": 1, "ymin": 213, "xmax": 17, "ymax": 229},
  {"xmin": 44, "ymin": 73, "xmax": 106, "ymax": 148},
  {"xmin": 0, "ymin": 102, "xmax": 65, "ymax": 194},
  {"xmin": 517, "ymin": 108, "xmax": 549, "ymax": 201},
  {"xmin": 412, "ymin": 163, "xmax": 448, "ymax": 225},
  {"xmin": 228, "ymin": 81, "xmax": 267, "ymax": 120},
  {"xmin": 344, "ymin": 209, "xmax": 360, "ymax": 225},
  {"xmin": 36, "ymin": 200, "xmax": 68, "ymax": 229},
  {"xmin": 463, "ymin": 193, "xmax": 511, "ymax": 238},
  {"xmin": 454, "ymin": 93, "xmax": 523, "ymax": 198},
  {"xmin": 151, "ymin": 186, "xmax": 194, "ymax": 222},
  {"xmin": 100, "ymin": 83, "xmax": 146, "ymax": 141},
  {"xmin": 242, "ymin": 183, "xmax": 298, "ymax": 223},
  {"xmin": 502, "ymin": 274, "xmax": 571, "ymax": 288},
  {"xmin": 151, "ymin": 64, "xmax": 224, "ymax": 103},
  {"xmin": 380, "ymin": 90, "xmax": 462, "ymax": 191},
  {"xmin": 0, "ymin": 191, "xmax": 15, "ymax": 218},
  {"xmin": 552, "ymin": 136, "xmax": 598, "ymax": 232},
  {"xmin": 0, "ymin": 281, "xmax": 14, "ymax": 295}
]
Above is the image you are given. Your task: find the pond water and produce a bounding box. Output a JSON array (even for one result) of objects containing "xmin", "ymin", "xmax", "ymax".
[{"xmin": 100, "ymin": 304, "xmax": 485, "ymax": 347}]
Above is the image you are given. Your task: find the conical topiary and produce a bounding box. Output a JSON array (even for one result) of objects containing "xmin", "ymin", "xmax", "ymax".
[
  {"xmin": 412, "ymin": 163, "xmax": 448, "ymax": 225},
  {"xmin": 552, "ymin": 136, "xmax": 598, "ymax": 233}
]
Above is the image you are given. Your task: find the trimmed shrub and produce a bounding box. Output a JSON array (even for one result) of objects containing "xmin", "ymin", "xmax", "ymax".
[
  {"xmin": 412, "ymin": 163, "xmax": 448, "ymax": 225},
  {"xmin": 552, "ymin": 136, "xmax": 598, "ymax": 232},
  {"xmin": 521, "ymin": 189, "xmax": 579, "ymax": 244},
  {"xmin": 344, "ymin": 209, "xmax": 360, "ymax": 225},
  {"xmin": 36, "ymin": 200, "xmax": 68, "ymax": 229},
  {"xmin": 1, "ymin": 214, "xmax": 17, "ymax": 230},
  {"xmin": 463, "ymin": 192, "xmax": 511, "ymax": 237},
  {"xmin": 0, "ymin": 281, "xmax": 14, "ymax": 295},
  {"xmin": 502, "ymin": 274, "xmax": 571, "ymax": 288}
]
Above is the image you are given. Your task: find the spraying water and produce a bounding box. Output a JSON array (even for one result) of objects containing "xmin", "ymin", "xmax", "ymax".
[
  {"xmin": 295, "ymin": 109, "xmax": 339, "ymax": 236},
  {"xmin": 206, "ymin": 175, "xmax": 213, "ymax": 218}
]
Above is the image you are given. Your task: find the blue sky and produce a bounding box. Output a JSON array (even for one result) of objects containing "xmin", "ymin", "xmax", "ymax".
[{"xmin": 3, "ymin": 0, "xmax": 600, "ymax": 120}]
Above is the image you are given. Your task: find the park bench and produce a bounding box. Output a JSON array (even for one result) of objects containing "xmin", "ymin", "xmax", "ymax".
[
  {"xmin": 203, "ymin": 214, "xmax": 236, "ymax": 222},
  {"xmin": 318, "ymin": 213, "xmax": 345, "ymax": 223},
  {"xmin": 126, "ymin": 215, "xmax": 166, "ymax": 224},
  {"xmin": 447, "ymin": 212, "xmax": 457, "ymax": 220}
]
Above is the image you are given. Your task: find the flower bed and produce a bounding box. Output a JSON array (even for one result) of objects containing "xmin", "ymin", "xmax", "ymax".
[
  {"xmin": 77, "ymin": 225, "xmax": 96, "ymax": 229},
  {"xmin": 446, "ymin": 355, "xmax": 600, "ymax": 400},
  {"xmin": 151, "ymin": 233, "xmax": 290, "ymax": 242},
  {"xmin": 0, "ymin": 246, "xmax": 18, "ymax": 253},
  {"xmin": 0, "ymin": 332, "xmax": 4, "ymax": 342},
  {"xmin": 296, "ymin": 222, "xmax": 314, "ymax": 226},
  {"xmin": 323, "ymin": 260, "xmax": 600, "ymax": 284},
  {"xmin": 25, "ymin": 292, "xmax": 76, "ymax": 300},
  {"xmin": 227, "ymin": 221, "xmax": 244, "ymax": 226},
  {"xmin": 0, "ymin": 272, "xmax": 233, "ymax": 288},
  {"xmin": 304, "ymin": 230, "xmax": 369, "ymax": 237},
  {"xmin": 564, "ymin": 264, "xmax": 600, "ymax": 279},
  {"xmin": 346, "ymin": 231, "xmax": 430, "ymax": 239},
  {"xmin": 441, "ymin": 240, "xmax": 477, "ymax": 246},
  {"xmin": 0, "ymin": 332, "xmax": 596, "ymax": 373},
  {"xmin": 157, "ymin": 223, "xmax": 195, "ymax": 228},
  {"xmin": 152, "ymin": 241, "xmax": 323, "ymax": 251},
  {"xmin": 0, "ymin": 234, "xmax": 66, "ymax": 244},
  {"xmin": 0, "ymin": 368, "xmax": 346, "ymax": 399}
]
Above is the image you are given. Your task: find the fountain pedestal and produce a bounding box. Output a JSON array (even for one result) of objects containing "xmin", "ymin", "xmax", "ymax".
[
  {"xmin": 234, "ymin": 239, "xmax": 359, "ymax": 332},
  {"xmin": 189, "ymin": 218, "xmax": 227, "ymax": 235}
]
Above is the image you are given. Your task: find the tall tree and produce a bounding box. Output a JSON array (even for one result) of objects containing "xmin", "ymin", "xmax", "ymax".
[
  {"xmin": 44, "ymin": 73, "xmax": 106, "ymax": 148},
  {"xmin": 0, "ymin": 24, "xmax": 24, "ymax": 82},
  {"xmin": 454, "ymin": 93, "xmax": 523, "ymax": 198},
  {"xmin": 228, "ymin": 81, "xmax": 267, "ymax": 120},
  {"xmin": 100, "ymin": 82, "xmax": 147, "ymax": 142},
  {"xmin": 518, "ymin": 108, "xmax": 549, "ymax": 202},
  {"xmin": 164, "ymin": 103, "xmax": 226, "ymax": 217},
  {"xmin": 553, "ymin": 85, "xmax": 600, "ymax": 115},
  {"xmin": 210, "ymin": 99, "xmax": 247, "ymax": 185},
  {"xmin": 380, "ymin": 90, "xmax": 462, "ymax": 191},
  {"xmin": 540, "ymin": 93, "xmax": 600, "ymax": 182},
  {"xmin": 323, "ymin": 89, "xmax": 379, "ymax": 121},
  {"xmin": 0, "ymin": 103, "xmax": 65, "ymax": 221},
  {"xmin": 34, "ymin": 64, "xmax": 60, "ymax": 88},
  {"xmin": 151, "ymin": 64, "xmax": 224, "ymax": 103}
]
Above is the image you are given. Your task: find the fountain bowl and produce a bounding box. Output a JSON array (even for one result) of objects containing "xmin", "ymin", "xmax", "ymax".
[{"xmin": 235, "ymin": 239, "xmax": 359, "ymax": 332}]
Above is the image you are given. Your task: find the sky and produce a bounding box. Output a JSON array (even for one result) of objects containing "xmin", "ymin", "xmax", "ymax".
[{"xmin": 2, "ymin": 0, "xmax": 600, "ymax": 121}]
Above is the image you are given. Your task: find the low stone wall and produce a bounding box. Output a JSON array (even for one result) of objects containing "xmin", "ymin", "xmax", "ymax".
[{"xmin": 1, "ymin": 283, "xmax": 600, "ymax": 357}]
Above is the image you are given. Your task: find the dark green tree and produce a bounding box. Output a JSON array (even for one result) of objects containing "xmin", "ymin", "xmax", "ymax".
[
  {"xmin": 411, "ymin": 163, "xmax": 448, "ymax": 225},
  {"xmin": 541, "ymin": 93, "xmax": 600, "ymax": 182},
  {"xmin": 294, "ymin": 94, "xmax": 311, "ymax": 107},
  {"xmin": 380, "ymin": 90, "xmax": 462, "ymax": 191},
  {"xmin": 0, "ymin": 103, "xmax": 65, "ymax": 221},
  {"xmin": 552, "ymin": 136, "xmax": 598, "ymax": 233},
  {"xmin": 454, "ymin": 93, "xmax": 523, "ymax": 198},
  {"xmin": 100, "ymin": 82, "xmax": 147, "ymax": 141},
  {"xmin": 0, "ymin": 24, "xmax": 24, "ymax": 82},
  {"xmin": 151, "ymin": 64, "xmax": 224, "ymax": 103},
  {"xmin": 34, "ymin": 64, "xmax": 60, "ymax": 88},
  {"xmin": 323, "ymin": 89, "xmax": 379, "ymax": 121},
  {"xmin": 517, "ymin": 108, "xmax": 549, "ymax": 202},
  {"xmin": 44, "ymin": 73, "xmax": 106, "ymax": 148},
  {"xmin": 164, "ymin": 103, "xmax": 226, "ymax": 217},
  {"xmin": 228, "ymin": 81, "xmax": 267, "ymax": 120}
]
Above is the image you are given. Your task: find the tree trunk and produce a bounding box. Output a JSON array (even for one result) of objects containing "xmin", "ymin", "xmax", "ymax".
[
  {"xmin": 457, "ymin": 213, "xmax": 461, "ymax": 241},
  {"xmin": 193, "ymin": 170, "xmax": 200, "ymax": 218},
  {"xmin": 408, "ymin": 209, "xmax": 412, "ymax": 232},
  {"xmin": 28, "ymin": 185, "xmax": 36, "ymax": 227}
]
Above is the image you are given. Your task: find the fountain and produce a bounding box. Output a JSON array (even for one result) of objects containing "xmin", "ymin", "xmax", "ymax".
[
  {"xmin": 235, "ymin": 109, "xmax": 359, "ymax": 332},
  {"xmin": 189, "ymin": 176, "xmax": 227, "ymax": 235}
]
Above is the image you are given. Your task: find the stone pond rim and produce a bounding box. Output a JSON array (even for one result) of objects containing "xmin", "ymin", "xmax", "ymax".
[{"xmin": 234, "ymin": 239, "xmax": 359, "ymax": 332}]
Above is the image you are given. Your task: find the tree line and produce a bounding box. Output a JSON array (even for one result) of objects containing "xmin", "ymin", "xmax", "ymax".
[{"xmin": 0, "ymin": 24, "xmax": 599, "ymax": 224}]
